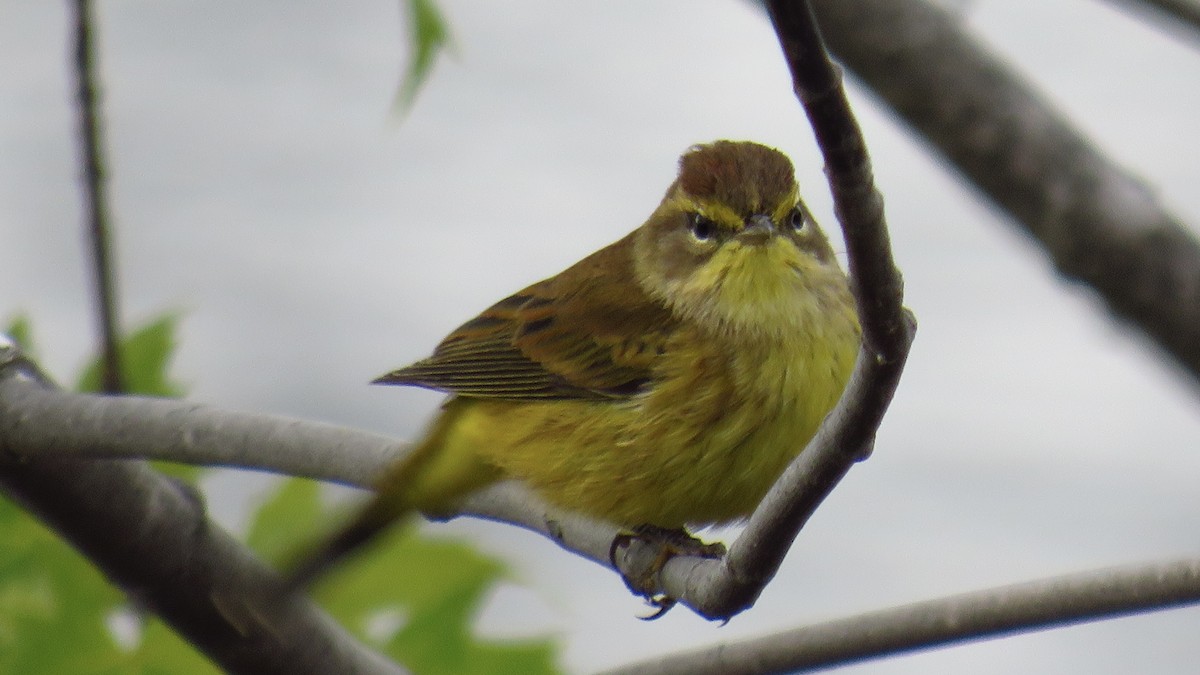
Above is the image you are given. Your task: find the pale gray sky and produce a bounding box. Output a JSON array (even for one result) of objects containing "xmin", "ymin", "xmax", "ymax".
[{"xmin": 3, "ymin": 1, "xmax": 1200, "ymax": 673}]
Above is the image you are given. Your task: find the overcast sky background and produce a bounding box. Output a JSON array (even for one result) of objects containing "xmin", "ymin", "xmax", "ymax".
[{"xmin": 3, "ymin": 1, "xmax": 1200, "ymax": 673}]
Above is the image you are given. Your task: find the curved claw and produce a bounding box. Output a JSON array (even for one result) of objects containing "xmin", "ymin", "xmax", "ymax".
[
  {"xmin": 637, "ymin": 595, "xmax": 677, "ymax": 620},
  {"xmin": 609, "ymin": 525, "xmax": 726, "ymax": 618}
]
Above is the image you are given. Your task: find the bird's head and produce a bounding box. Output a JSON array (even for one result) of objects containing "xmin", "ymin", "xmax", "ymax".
[{"xmin": 634, "ymin": 140, "xmax": 849, "ymax": 339}]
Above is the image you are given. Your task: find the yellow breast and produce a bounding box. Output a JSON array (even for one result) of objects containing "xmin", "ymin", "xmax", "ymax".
[{"xmin": 450, "ymin": 292, "xmax": 858, "ymax": 527}]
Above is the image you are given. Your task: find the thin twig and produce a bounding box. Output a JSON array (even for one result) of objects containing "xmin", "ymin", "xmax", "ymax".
[
  {"xmin": 71, "ymin": 0, "xmax": 123, "ymax": 393},
  {"xmin": 598, "ymin": 558, "xmax": 1200, "ymax": 675}
]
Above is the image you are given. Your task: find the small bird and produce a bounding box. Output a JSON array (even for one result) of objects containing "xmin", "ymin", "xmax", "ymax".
[{"xmin": 287, "ymin": 140, "xmax": 861, "ymax": 592}]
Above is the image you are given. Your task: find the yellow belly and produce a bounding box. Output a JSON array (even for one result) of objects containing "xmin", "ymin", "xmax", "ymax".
[{"xmin": 406, "ymin": 317, "xmax": 859, "ymax": 528}]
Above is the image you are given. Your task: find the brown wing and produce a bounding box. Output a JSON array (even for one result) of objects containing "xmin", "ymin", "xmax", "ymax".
[{"xmin": 374, "ymin": 234, "xmax": 678, "ymax": 400}]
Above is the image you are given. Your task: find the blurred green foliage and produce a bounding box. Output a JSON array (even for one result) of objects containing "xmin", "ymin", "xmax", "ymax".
[
  {"xmin": 252, "ymin": 479, "xmax": 558, "ymax": 675},
  {"xmin": 1, "ymin": 3, "xmax": 556, "ymax": 670},
  {"xmin": 5, "ymin": 315, "xmax": 33, "ymax": 357},
  {"xmin": 395, "ymin": 0, "xmax": 452, "ymax": 112},
  {"xmin": 2, "ymin": 314, "xmax": 218, "ymax": 674},
  {"xmin": 0, "ymin": 313, "xmax": 559, "ymax": 674},
  {"xmin": 75, "ymin": 314, "xmax": 184, "ymax": 398}
]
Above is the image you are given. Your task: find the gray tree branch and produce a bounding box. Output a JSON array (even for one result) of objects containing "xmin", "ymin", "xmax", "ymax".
[
  {"xmin": 808, "ymin": 0, "xmax": 1200, "ymax": 385},
  {"xmin": 0, "ymin": 341, "xmax": 403, "ymax": 675},
  {"xmin": 0, "ymin": 366, "xmax": 402, "ymax": 487},
  {"xmin": 597, "ymin": 557, "xmax": 1200, "ymax": 675}
]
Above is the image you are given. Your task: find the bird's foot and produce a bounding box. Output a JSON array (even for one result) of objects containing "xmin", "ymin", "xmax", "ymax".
[{"xmin": 608, "ymin": 525, "xmax": 726, "ymax": 619}]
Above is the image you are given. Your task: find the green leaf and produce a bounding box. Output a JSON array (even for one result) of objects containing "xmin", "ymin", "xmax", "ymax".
[
  {"xmin": 3, "ymin": 314, "xmax": 33, "ymax": 357},
  {"xmin": 324, "ymin": 523, "xmax": 558, "ymax": 675},
  {"xmin": 251, "ymin": 478, "xmax": 560, "ymax": 674},
  {"xmin": 76, "ymin": 314, "xmax": 183, "ymax": 398},
  {"xmin": 245, "ymin": 477, "xmax": 327, "ymax": 565},
  {"xmin": 0, "ymin": 496, "xmax": 125, "ymax": 673},
  {"xmin": 0, "ymin": 471, "xmax": 223, "ymax": 674},
  {"xmin": 395, "ymin": 0, "xmax": 451, "ymax": 113}
]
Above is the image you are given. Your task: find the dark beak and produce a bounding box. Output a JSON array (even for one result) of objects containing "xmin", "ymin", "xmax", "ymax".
[{"xmin": 739, "ymin": 214, "xmax": 775, "ymax": 245}]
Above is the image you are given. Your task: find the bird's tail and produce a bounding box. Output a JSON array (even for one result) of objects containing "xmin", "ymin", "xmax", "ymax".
[
  {"xmin": 281, "ymin": 401, "xmax": 498, "ymax": 593},
  {"xmin": 280, "ymin": 490, "xmax": 411, "ymax": 593}
]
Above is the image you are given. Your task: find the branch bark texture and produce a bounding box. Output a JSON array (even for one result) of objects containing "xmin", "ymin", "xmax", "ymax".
[{"xmin": 809, "ymin": 0, "xmax": 1200, "ymax": 384}]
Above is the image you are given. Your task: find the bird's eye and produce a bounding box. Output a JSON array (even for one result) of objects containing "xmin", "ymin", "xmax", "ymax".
[
  {"xmin": 688, "ymin": 213, "xmax": 716, "ymax": 241},
  {"xmin": 787, "ymin": 207, "xmax": 807, "ymax": 233}
]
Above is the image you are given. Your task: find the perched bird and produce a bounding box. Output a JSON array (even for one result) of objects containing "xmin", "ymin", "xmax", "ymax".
[{"xmin": 287, "ymin": 140, "xmax": 860, "ymax": 592}]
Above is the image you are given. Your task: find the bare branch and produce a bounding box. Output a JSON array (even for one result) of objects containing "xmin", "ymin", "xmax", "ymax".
[
  {"xmin": 598, "ymin": 558, "xmax": 1200, "ymax": 675},
  {"xmin": 71, "ymin": 0, "xmax": 123, "ymax": 393},
  {"xmin": 809, "ymin": 0, "xmax": 1200, "ymax": 385},
  {"xmin": 0, "ymin": 340, "xmax": 403, "ymax": 675},
  {"xmin": 0, "ymin": 368, "xmax": 402, "ymax": 487}
]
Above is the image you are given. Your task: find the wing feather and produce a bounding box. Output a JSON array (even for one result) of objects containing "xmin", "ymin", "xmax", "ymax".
[{"xmin": 374, "ymin": 234, "xmax": 677, "ymax": 400}]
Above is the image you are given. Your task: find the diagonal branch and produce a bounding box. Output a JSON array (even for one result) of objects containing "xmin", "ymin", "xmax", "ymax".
[
  {"xmin": 0, "ymin": 341, "xmax": 402, "ymax": 675},
  {"xmin": 808, "ymin": 0, "xmax": 1200, "ymax": 385},
  {"xmin": 629, "ymin": 0, "xmax": 914, "ymax": 621},
  {"xmin": 598, "ymin": 557, "xmax": 1200, "ymax": 675},
  {"xmin": 71, "ymin": 0, "xmax": 123, "ymax": 394}
]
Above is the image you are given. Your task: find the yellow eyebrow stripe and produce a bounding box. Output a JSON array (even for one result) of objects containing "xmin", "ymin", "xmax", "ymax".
[
  {"xmin": 771, "ymin": 184, "xmax": 800, "ymax": 224},
  {"xmin": 672, "ymin": 181, "xmax": 800, "ymax": 231}
]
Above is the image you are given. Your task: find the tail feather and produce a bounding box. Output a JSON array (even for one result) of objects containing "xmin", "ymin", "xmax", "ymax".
[
  {"xmin": 280, "ymin": 404, "xmax": 493, "ymax": 593},
  {"xmin": 281, "ymin": 496, "xmax": 410, "ymax": 593}
]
